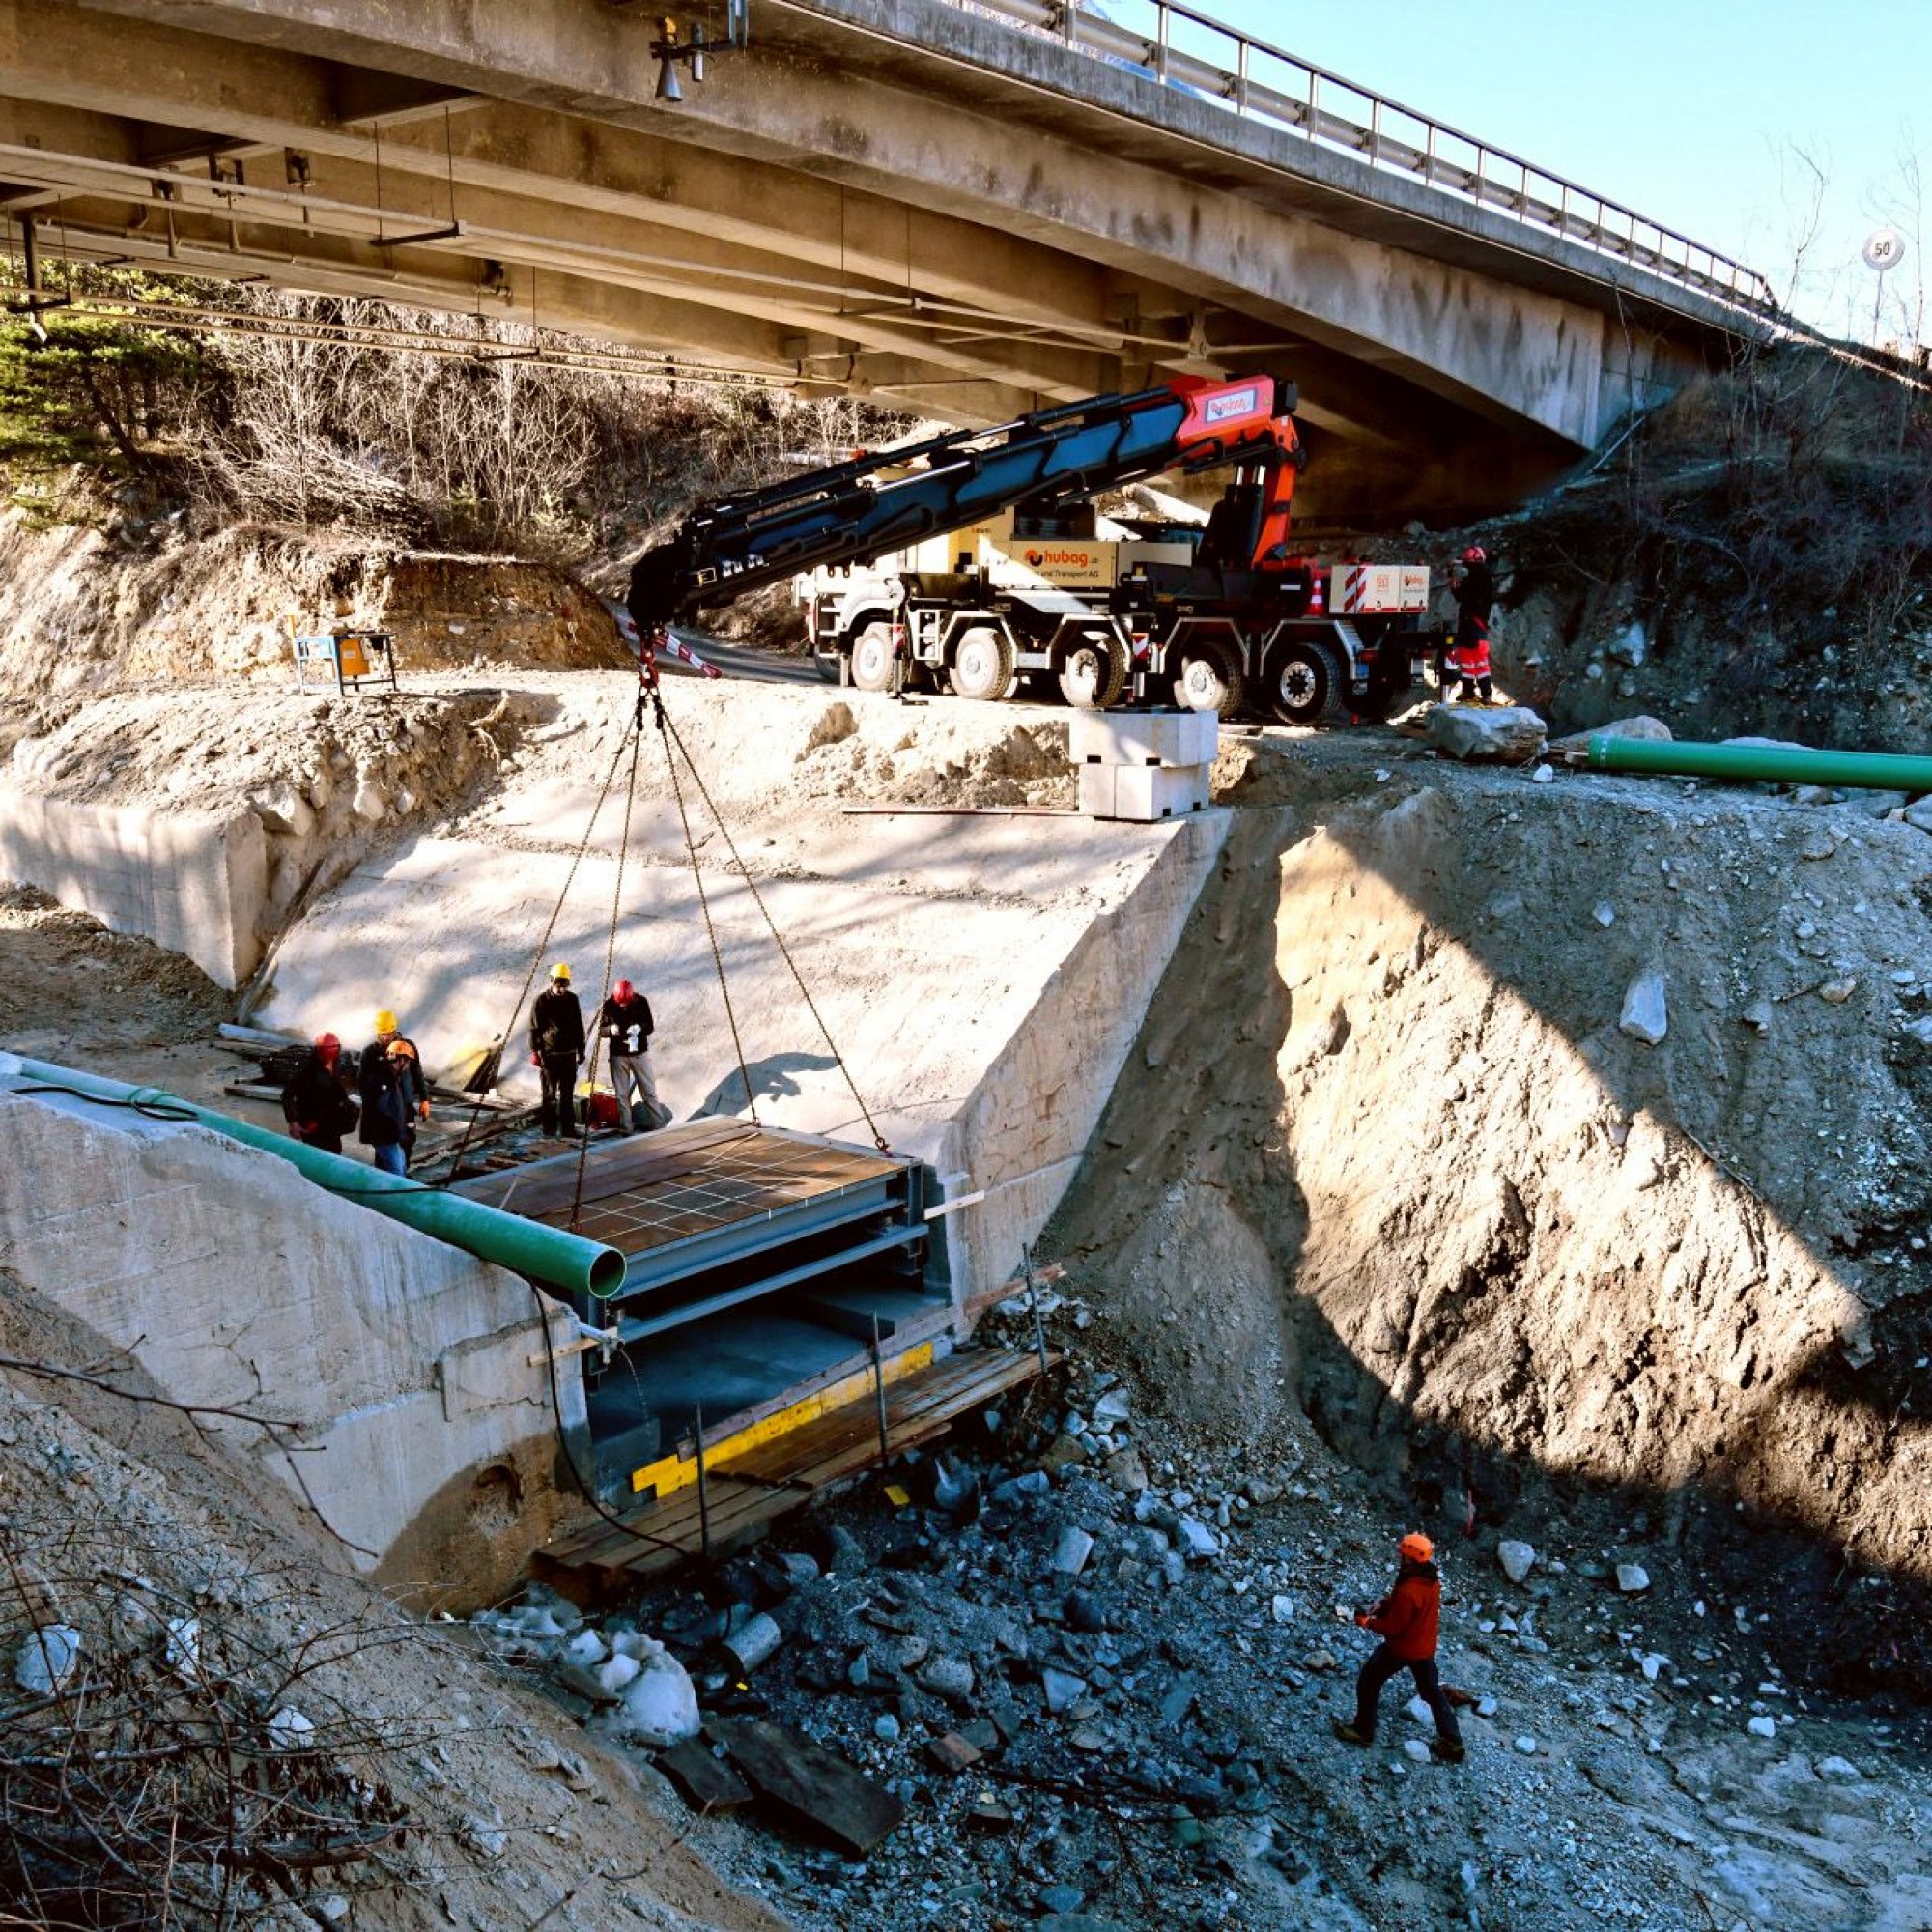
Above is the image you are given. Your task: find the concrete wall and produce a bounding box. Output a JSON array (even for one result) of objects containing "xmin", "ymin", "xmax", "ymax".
[
  {"xmin": 0, "ymin": 1084, "xmax": 585, "ymax": 1608},
  {"xmin": 939, "ymin": 808, "xmax": 1232, "ymax": 1301},
  {"xmin": 0, "ymin": 786, "xmax": 269, "ymax": 990}
]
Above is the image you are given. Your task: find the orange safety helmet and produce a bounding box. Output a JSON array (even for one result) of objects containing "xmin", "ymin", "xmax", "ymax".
[{"xmin": 1399, "ymin": 1532, "xmax": 1435, "ymax": 1563}]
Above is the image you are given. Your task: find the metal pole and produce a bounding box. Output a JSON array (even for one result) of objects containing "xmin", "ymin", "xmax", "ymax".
[
  {"xmin": 1023, "ymin": 1243, "xmax": 1049, "ymax": 1375},
  {"xmin": 694, "ymin": 1400, "xmax": 712, "ymax": 1560},
  {"xmin": 870, "ymin": 1313, "xmax": 890, "ymax": 1467}
]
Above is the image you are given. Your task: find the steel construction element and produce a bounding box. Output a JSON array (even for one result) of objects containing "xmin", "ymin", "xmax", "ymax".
[
  {"xmin": 0, "ymin": 1054, "xmax": 625, "ymax": 1299},
  {"xmin": 1578, "ymin": 735, "xmax": 1932, "ymax": 793}
]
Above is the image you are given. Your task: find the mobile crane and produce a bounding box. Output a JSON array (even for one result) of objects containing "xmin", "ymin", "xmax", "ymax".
[{"xmin": 626, "ymin": 374, "xmax": 1434, "ymax": 722}]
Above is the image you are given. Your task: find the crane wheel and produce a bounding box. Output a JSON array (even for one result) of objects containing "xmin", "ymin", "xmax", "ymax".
[
  {"xmin": 1057, "ymin": 637, "xmax": 1127, "ymax": 709},
  {"xmin": 951, "ymin": 626, "xmax": 1015, "ymax": 701},
  {"xmin": 1264, "ymin": 636, "xmax": 1350, "ymax": 726},
  {"xmin": 848, "ymin": 621, "xmax": 896, "ymax": 693},
  {"xmin": 1172, "ymin": 644, "xmax": 1245, "ymax": 718}
]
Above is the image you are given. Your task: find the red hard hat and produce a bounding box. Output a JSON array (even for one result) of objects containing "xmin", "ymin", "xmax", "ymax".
[
  {"xmin": 1461, "ymin": 544, "xmax": 1487, "ymax": 564},
  {"xmin": 614, "ymin": 979, "xmax": 634, "ymax": 1001},
  {"xmin": 315, "ymin": 1032, "xmax": 341, "ymax": 1053}
]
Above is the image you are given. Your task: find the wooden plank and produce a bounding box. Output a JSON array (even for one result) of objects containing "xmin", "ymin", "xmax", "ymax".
[
  {"xmin": 709, "ymin": 1719, "xmax": 904, "ymax": 1856},
  {"xmin": 545, "ymin": 1350, "xmax": 1055, "ymax": 1587},
  {"xmin": 658, "ymin": 1738, "xmax": 753, "ymax": 1813}
]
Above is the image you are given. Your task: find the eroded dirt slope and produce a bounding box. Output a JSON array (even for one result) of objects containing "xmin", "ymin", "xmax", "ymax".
[
  {"xmin": 0, "ymin": 1268, "xmax": 784, "ymax": 1931},
  {"xmin": 1054, "ymin": 732, "xmax": 1932, "ymax": 1683}
]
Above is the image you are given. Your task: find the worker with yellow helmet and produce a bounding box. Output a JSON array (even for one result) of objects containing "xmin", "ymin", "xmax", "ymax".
[
  {"xmin": 358, "ymin": 1007, "xmax": 431, "ymax": 1175},
  {"xmin": 529, "ymin": 963, "xmax": 586, "ymax": 1139}
]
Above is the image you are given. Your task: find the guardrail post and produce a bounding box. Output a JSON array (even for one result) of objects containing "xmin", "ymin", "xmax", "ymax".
[{"xmin": 1153, "ymin": 3, "xmax": 1169, "ymax": 83}]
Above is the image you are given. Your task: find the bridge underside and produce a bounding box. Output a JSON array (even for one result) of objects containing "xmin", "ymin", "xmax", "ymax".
[{"xmin": 0, "ymin": 0, "xmax": 1752, "ymax": 522}]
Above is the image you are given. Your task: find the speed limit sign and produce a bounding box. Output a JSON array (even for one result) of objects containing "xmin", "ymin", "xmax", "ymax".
[{"xmin": 1863, "ymin": 227, "xmax": 1907, "ymax": 272}]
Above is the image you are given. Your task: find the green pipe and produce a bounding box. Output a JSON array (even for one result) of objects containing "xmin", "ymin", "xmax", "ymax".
[
  {"xmin": 1584, "ymin": 735, "xmax": 1932, "ymax": 793},
  {"xmin": 2, "ymin": 1054, "xmax": 625, "ymax": 1300}
]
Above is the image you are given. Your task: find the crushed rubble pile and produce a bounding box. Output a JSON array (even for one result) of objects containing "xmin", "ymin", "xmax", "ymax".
[
  {"xmin": 481, "ymin": 1316, "xmax": 1932, "ymax": 1932},
  {"xmin": 0, "ymin": 883, "xmax": 230, "ymax": 1059},
  {"xmin": 786, "ymin": 700, "xmax": 1075, "ymax": 811}
]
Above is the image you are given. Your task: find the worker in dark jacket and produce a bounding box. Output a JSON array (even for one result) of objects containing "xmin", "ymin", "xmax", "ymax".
[
  {"xmin": 358, "ymin": 1007, "xmax": 431, "ymax": 1176},
  {"xmin": 1333, "ymin": 1531, "xmax": 1464, "ymax": 1762},
  {"xmin": 530, "ymin": 962, "xmax": 586, "ymax": 1138},
  {"xmin": 280, "ymin": 1032, "xmax": 358, "ymax": 1154},
  {"xmin": 1445, "ymin": 544, "xmax": 1495, "ymax": 704},
  {"xmin": 598, "ymin": 978, "xmax": 663, "ymax": 1134}
]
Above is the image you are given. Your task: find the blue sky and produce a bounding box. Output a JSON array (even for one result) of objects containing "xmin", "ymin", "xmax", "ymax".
[{"xmin": 1157, "ymin": 0, "xmax": 1930, "ymax": 339}]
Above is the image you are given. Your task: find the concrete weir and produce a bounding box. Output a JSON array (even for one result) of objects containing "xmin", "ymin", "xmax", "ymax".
[
  {"xmin": 259, "ymin": 802, "xmax": 1232, "ymax": 1314},
  {"xmin": 0, "ymin": 787, "xmax": 270, "ymax": 989},
  {"xmin": 0, "ymin": 705, "xmax": 1230, "ymax": 1584}
]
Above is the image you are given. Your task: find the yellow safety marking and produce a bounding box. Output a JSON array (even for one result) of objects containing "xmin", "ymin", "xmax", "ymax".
[
  {"xmin": 883, "ymin": 1483, "xmax": 911, "ymax": 1507},
  {"xmin": 631, "ymin": 1341, "xmax": 935, "ymax": 1497}
]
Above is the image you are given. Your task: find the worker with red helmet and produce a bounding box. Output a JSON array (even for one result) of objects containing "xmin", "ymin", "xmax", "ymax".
[
  {"xmin": 1445, "ymin": 543, "xmax": 1495, "ymax": 704},
  {"xmin": 599, "ymin": 977, "xmax": 665, "ymax": 1134},
  {"xmin": 280, "ymin": 1031, "xmax": 359, "ymax": 1155},
  {"xmin": 1332, "ymin": 1530, "xmax": 1465, "ymax": 1762}
]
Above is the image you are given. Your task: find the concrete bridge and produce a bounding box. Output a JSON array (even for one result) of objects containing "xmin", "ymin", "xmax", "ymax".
[{"xmin": 2, "ymin": 0, "xmax": 1776, "ymax": 518}]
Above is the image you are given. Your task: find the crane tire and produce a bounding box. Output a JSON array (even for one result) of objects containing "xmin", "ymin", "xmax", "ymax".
[
  {"xmin": 1264, "ymin": 636, "xmax": 1350, "ymax": 726},
  {"xmin": 848, "ymin": 621, "xmax": 896, "ymax": 693},
  {"xmin": 1171, "ymin": 643, "xmax": 1245, "ymax": 718},
  {"xmin": 1057, "ymin": 637, "xmax": 1127, "ymax": 709},
  {"xmin": 951, "ymin": 626, "xmax": 1015, "ymax": 701}
]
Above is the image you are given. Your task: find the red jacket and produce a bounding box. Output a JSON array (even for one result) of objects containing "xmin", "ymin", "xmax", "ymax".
[{"xmin": 1366, "ymin": 1562, "xmax": 1441, "ymax": 1661}]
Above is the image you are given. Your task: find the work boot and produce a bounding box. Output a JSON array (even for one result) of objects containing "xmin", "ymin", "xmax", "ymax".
[
  {"xmin": 1431, "ymin": 1739, "xmax": 1466, "ymax": 1764},
  {"xmin": 1330, "ymin": 1719, "xmax": 1373, "ymax": 1747}
]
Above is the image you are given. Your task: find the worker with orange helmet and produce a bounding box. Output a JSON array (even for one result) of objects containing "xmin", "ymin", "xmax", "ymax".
[
  {"xmin": 280, "ymin": 1031, "xmax": 358, "ymax": 1154},
  {"xmin": 599, "ymin": 977, "xmax": 665, "ymax": 1134},
  {"xmin": 1445, "ymin": 543, "xmax": 1495, "ymax": 704},
  {"xmin": 358, "ymin": 1008, "xmax": 431, "ymax": 1175},
  {"xmin": 1332, "ymin": 1530, "xmax": 1464, "ymax": 1762},
  {"xmin": 529, "ymin": 963, "xmax": 586, "ymax": 1139}
]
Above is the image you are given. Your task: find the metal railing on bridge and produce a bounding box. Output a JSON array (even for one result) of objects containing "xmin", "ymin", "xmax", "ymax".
[{"xmin": 942, "ymin": 0, "xmax": 1780, "ymax": 320}]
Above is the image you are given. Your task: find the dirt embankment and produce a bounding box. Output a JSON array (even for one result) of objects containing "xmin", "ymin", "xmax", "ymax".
[
  {"xmin": 0, "ymin": 509, "xmax": 625, "ymax": 730},
  {"xmin": 1052, "ymin": 733, "xmax": 1932, "ymax": 1690},
  {"xmin": 0, "ymin": 1268, "xmax": 785, "ymax": 1932}
]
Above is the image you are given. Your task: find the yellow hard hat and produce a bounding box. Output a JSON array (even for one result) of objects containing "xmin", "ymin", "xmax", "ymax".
[
  {"xmin": 550, "ymin": 962, "xmax": 572, "ymax": 980},
  {"xmin": 375, "ymin": 1009, "xmax": 399, "ymax": 1034}
]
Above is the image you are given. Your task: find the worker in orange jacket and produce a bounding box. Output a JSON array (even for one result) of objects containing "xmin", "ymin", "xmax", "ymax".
[
  {"xmin": 1444, "ymin": 544, "xmax": 1495, "ymax": 703},
  {"xmin": 1333, "ymin": 1531, "xmax": 1465, "ymax": 1762}
]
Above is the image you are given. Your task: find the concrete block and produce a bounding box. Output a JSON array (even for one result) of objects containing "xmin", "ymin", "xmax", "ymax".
[
  {"xmin": 0, "ymin": 787, "xmax": 268, "ymax": 988},
  {"xmin": 1076, "ymin": 763, "xmax": 1117, "ymax": 818},
  {"xmin": 1068, "ymin": 708, "xmax": 1217, "ymax": 770},
  {"xmin": 1101, "ymin": 765, "xmax": 1210, "ymax": 822}
]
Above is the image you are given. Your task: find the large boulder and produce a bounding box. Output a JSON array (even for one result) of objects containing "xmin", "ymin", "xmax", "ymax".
[{"xmin": 1427, "ymin": 704, "xmax": 1547, "ymax": 765}]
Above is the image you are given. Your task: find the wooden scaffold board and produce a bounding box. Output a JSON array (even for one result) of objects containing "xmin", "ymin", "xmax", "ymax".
[{"xmin": 537, "ymin": 1346, "xmax": 1056, "ymax": 1593}]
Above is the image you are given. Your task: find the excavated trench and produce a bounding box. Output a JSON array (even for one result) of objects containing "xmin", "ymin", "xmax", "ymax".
[{"xmin": 1049, "ymin": 735, "xmax": 1932, "ymax": 1698}]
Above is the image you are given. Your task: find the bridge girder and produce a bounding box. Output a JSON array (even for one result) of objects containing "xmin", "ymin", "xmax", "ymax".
[{"xmin": 5, "ymin": 0, "xmax": 1748, "ymax": 518}]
